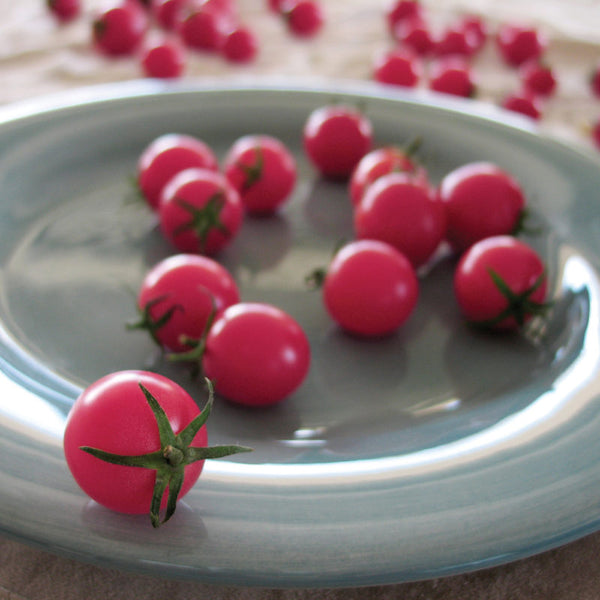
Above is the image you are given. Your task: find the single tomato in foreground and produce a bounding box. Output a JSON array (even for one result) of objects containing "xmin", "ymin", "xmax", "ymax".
[
  {"xmin": 322, "ymin": 239, "xmax": 419, "ymax": 337},
  {"xmin": 158, "ymin": 167, "xmax": 243, "ymax": 255},
  {"xmin": 223, "ymin": 134, "xmax": 297, "ymax": 215},
  {"xmin": 196, "ymin": 302, "xmax": 310, "ymax": 407},
  {"xmin": 63, "ymin": 371, "xmax": 250, "ymax": 527},
  {"xmin": 438, "ymin": 161, "xmax": 526, "ymax": 253},
  {"xmin": 128, "ymin": 253, "xmax": 240, "ymax": 352},
  {"xmin": 453, "ymin": 235, "xmax": 549, "ymax": 330}
]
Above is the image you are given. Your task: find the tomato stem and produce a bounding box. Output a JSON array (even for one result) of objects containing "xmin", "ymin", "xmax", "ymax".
[{"xmin": 80, "ymin": 379, "xmax": 252, "ymax": 528}]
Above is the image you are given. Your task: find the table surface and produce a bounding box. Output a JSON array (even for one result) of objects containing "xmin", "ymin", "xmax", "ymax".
[{"xmin": 1, "ymin": 0, "xmax": 600, "ymax": 598}]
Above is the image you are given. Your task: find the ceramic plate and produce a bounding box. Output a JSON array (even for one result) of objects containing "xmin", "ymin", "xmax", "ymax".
[{"xmin": 1, "ymin": 79, "xmax": 600, "ymax": 588}]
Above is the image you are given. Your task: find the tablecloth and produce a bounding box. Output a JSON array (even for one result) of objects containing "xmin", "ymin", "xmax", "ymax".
[{"xmin": 1, "ymin": 0, "xmax": 600, "ymax": 598}]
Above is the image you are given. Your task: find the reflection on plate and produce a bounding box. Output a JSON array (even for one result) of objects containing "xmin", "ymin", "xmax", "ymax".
[{"xmin": 1, "ymin": 79, "xmax": 600, "ymax": 587}]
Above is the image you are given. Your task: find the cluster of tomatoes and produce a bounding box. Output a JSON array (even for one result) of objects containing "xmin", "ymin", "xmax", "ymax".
[
  {"xmin": 303, "ymin": 102, "xmax": 549, "ymax": 337},
  {"xmin": 46, "ymin": 0, "xmax": 323, "ymax": 78},
  {"xmin": 62, "ymin": 99, "xmax": 551, "ymax": 526}
]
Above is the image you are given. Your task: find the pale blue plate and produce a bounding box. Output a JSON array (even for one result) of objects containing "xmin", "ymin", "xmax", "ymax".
[{"xmin": 1, "ymin": 79, "xmax": 600, "ymax": 587}]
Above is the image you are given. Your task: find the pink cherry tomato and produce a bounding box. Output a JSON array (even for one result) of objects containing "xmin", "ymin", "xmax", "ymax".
[
  {"xmin": 454, "ymin": 235, "xmax": 548, "ymax": 330},
  {"xmin": 202, "ymin": 302, "xmax": 311, "ymax": 407},
  {"xmin": 137, "ymin": 133, "xmax": 219, "ymax": 210},
  {"xmin": 323, "ymin": 239, "xmax": 419, "ymax": 337},
  {"xmin": 223, "ymin": 134, "xmax": 297, "ymax": 215},
  {"xmin": 131, "ymin": 253, "xmax": 240, "ymax": 352},
  {"xmin": 158, "ymin": 167, "xmax": 244, "ymax": 255},
  {"xmin": 303, "ymin": 104, "xmax": 373, "ymax": 179}
]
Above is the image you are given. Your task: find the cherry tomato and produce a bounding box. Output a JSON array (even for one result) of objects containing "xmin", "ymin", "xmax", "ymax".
[
  {"xmin": 221, "ymin": 26, "xmax": 259, "ymax": 63},
  {"xmin": 501, "ymin": 91, "xmax": 542, "ymax": 120},
  {"xmin": 385, "ymin": 0, "xmax": 423, "ymax": 36},
  {"xmin": 322, "ymin": 240, "xmax": 419, "ymax": 337},
  {"xmin": 92, "ymin": 1, "xmax": 148, "ymax": 57},
  {"xmin": 519, "ymin": 60, "xmax": 557, "ymax": 98},
  {"xmin": 140, "ymin": 36, "xmax": 186, "ymax": 79},
  {"xmin": 372, "ymin": 47, "xmax": 423, "ymax": 88},
  {"xmin": 354, "ymin": 172, "xmax": 446, "ymax": 268},
  {"xmin": 349, "ymin": 144, "xmax": 427, "ymax": 207},
  {"xmin": 201, "ymin": 303, "xmax": 311, "ymax": 407},
  {"xmin": 63, "ymin": 371, "xmax": 207, "ymax": 520},
  {"xmin": 129, "ymin": 253, "xmax": 240, "ymax": 352},
  {"xmin": 303, "ymin": 104, "xmax": 373, "ymax": 179},
  {"xmin": 137, "ymin": 133, "xmax": 219, "ymax": 210},
  {"xmin": 176, "ymin": 3, "xmax": 229, "ymax": 52},
  {"xmin": 284, "ymin": 0, "xmax": 324, "ymax": 38},
  {"xmin": 428, "ymin": 57, "xmax": 476, "ymax": 98},
  {"xmin": 47, "ymin": 0, "xmax": 81, "ymax": 22},
  {"xmin": 438, "ymin": 161, "xmax": 526, "ymax": 253},
  {"xmin": 223, "ymin": 134, "xmax": 297, "ymax": 215},
  {"xmin": 496, "ymin": 24, "xmax": 547, "ymax": 67},
  {"xmin": 454, "ymin": 235, "xmax": 548, "ymax": 330},
  {"xmin": 158, "ymin": 167, "xmax": 243, "ymax": 255}
]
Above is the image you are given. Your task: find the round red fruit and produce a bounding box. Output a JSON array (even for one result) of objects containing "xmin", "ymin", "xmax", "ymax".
[
  {"xmin": 349, "ymin": 144, "xmax": 427, "ymax": 207},
  {"xmin": 428, "ymin": 57, "xmax": 476, "ymax": 97},
  {"xmin": 323, "ymin": 239, "xmax": 419, "ymax": 337},
  {"xmin": 223, "ymin": 134, "xmax": 296, "ymax": 215},
  {"xmin": 303, "ymin": 104, "xmax": 373, "ymax": 179},
  {"xmin": 373, "ymin": 47, "xmax": 422, "ymax": 88},
  {"xmin": 496, "ymin": 24, "xmax": 546, "ymax": 67},
  {"xmin": 130, "ymin": 253, "xmax": 240, "ymax": 352},
  {"xmin": 222, "ymin": 25, "xmax": 259, "ymax": 63},
  {"xmin": 159, "ymin": 167, "xmax": 243, "ymax": 255},
  {"xmin": 438, "ymin": 161, "xmax": 526, "ymax": 252},
  {"xmin": 47, "ymin": 0, "xmax": 81, "ymax": 22},
  {"xmin": 202, "ymin": 303, "xmax": 311, "ymax": 407},
  {"xmin": 454, "ymin": 235, "xmax": 548, "ymax": 330},
  {"xmin": 137, "ymin": 133, "xmax": 219, "ymax": 210},
  {"xmin": 284, "ymin": 0, "xmax": 324, "ymax": 37},
  {"xmin": 354, "ymin": 172, "xmax": 446, "ymax": 268},
  {"xmin": 92, "ymin": 2, "xmax": 148, "ymax": 56},
  {"xmin": 140, "ymin": 36, "xmax": 186, "ymax": 79}
]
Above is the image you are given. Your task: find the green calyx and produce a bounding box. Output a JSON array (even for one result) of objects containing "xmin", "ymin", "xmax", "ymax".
[
  {"xmin": 237, "ymin": 146, "xmax": 265, "ymax": 191},
  {"xmin": 471, "ymin": 268, "xmax": 551, "ymax": 329},
  {"xmin": 80, "ymin": 379, "xmax": 252, "ymax": 528},
  {"xmin": 126, "ymin": 295, "xmax": 182, "ymax": 349},
  {"xmin": 173, "ymin": 193, "xmax": 229, "ymax": 253}
]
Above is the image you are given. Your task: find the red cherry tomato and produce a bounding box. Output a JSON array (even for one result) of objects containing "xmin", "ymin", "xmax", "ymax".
[
  {"xmin": 303, "ymin": 104, "xmax": 373, "ymax": 179},
  {"xmin": 354, "ymin": 172, "xmax": 446, "ymax": 268},
  {"xmin": 158, "ymin": 167, "xmax": 243, "ymax": 255},
  {"xmin": 202, "ymin": 303, "xmax": 311, "ymax": 407},
  {"xmin": 47, "ymin": 0, "xmax": 81, "ymax": 22},
  {"xmin": 92, "ymin": 2, "xmax": 148, "ymax": 57},
  {"xmin": 496, "ymin": 24, "xmax": 547, "ymax": 67},
  {"xmin": 438, "ymin": 161, "xmax": 526, "ymax": 253},
  {"xmin": 223, "ymin": 134, "xmax": 297, "ymax": 215},
  {"xmin": 349, "ymin": 145, "xmax": 428, "ymax": 207},
  {"xmin": 63, "ymin": 371, "xmax": 207, "ymax": 517},
  {"xmin": 323, "ymin": 239, "xmax": 419, "ymax": 337},
  {"xmin": 454, "ymin": 235, "xmax": 548, "ymax": 330},
  {"xmin": 372, "ymin": 47, "xmax": 422, "ymax": 88},
  {"xmin": 137, "ymin": 133, "xmax": 219, "ymax": 210},
  {"xmin": 130, "ymin": 253, "xmax": 240, "ymax": 352}
]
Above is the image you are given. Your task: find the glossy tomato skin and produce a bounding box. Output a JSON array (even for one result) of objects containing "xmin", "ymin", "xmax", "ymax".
[
  {"xmin": 223, "ymin": 134, "xmax": 297, "ymax": 215},
  {"xmin": 137, "ymin": 133, "xmax": 219, "ymax": 210},
  {"xmin": 137, "ymin": 253, "xmax": 240, "ymax": 352},
  {"xmin": 303, "ymin": 105, "xmax": 373, "ymax": 178},
  {"xmin": 159, "ymin": 167, "xmax": 243, "ymax": 255},
  {"xmin": 348, "ymin": 146, "xmax": 428, "ymax": 207},
  {"xmin": 323, "ymin": 240, "xmax": 419, "ymax": 337},
  {"xmin": 63, "ymin": 371, "xmax": 207, "ymax": 514},
  {"xmin": 454, "ymin": 235, "xmax": 547, "ymax": 330},
  {"xmin": 354, "ymin": 172, "xmax": 446, "ymax": 268},
  {"xmin": 202, "ymin": 303, "xmax": 310, "ymax": 407},
  {"xmin": 438, "ymin": 161, "xmax": 526, "ymax": 253}
]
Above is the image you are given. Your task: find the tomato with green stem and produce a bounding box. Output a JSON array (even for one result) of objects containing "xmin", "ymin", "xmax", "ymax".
[
  {"xmin": 63, "ymin": 371, "xmax": 251, "ymax": 527},
  {"xmin": 453, "ymin": 235, "xmax": 549, "ymax": 330},
  {"xmin": 127, "ymin": 253, "xmax": 240, "ymax": 352},
  {"xmin": 223, "ymin": 134, "xmax": 297, "ymax": 215},
  {"xmin": 158, "ymin": 167, "xmax": 243, "ymax": 255}
]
